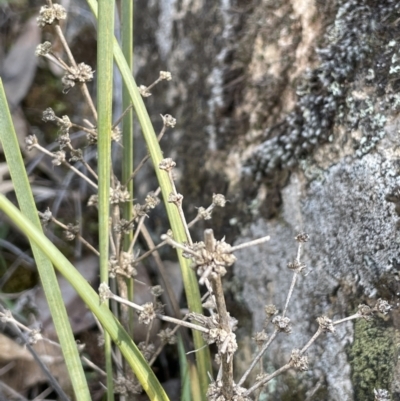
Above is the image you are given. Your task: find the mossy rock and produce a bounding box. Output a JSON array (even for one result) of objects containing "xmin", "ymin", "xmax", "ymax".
[{"xmin": 349, "ymin": 318, "xmax": 397, "ymax": 400}]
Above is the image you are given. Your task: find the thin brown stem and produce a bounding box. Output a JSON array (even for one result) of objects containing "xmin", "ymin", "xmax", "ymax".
[
  {"xmin": 133, "ymin": 240, "xmax": 167, "ymax": 264},
  {"xmin": 244, "ymin": 363, "xmax": 291, "ymax": 396},
  {"xmin": 282, "ymin": 272, "xmax": 299, "ymax": 318},
  {"xmin": 160, "ymin": 234, "xmax": 199, "ymax": 257},
  {"xmin": 44, "ymin": 53, "xmax": 69, "ymax": 70},
  {"xmin": 205, "ymin": 229, "xmax": 234, "ymax": 399},
  {"xmin": 125, "ymin": 124, "xmax": 167, "ymax": 186},
  {"xmin": 33, "ymin": 143, "xmax": 98, "ymax": 190},
  {"xmin": 168, "ymin": 170, "xmax": 192, "ymax": 245},
  {"xmin": 333, "ymin": 313, "xmax": 360, "ymax": 325},
  {"xmin": 148, "ymin": 319, "xmax": 185, "ymax": 367},
  {"xmin": 112, "ymin": 104, "xmax": 133, "ymax": 130},
  {"xmin": 188, "ymin": 204, "xmax": 215, "ymax": 228},
  {"xmin": 140, "ymin": 224, "xmax": 182, "ymax": 319},
  {"xmin": 300, "ymin": 328, "xmax": 323, "ymax": 354},
  {"xmin": 127, "ymin": 187, "xmax": 161, "ymax": 254},
  {"xmin": 141, "ymin": 76, "xmax": 163, "ymax": 94},
  {"xmin": 110, "ymin": 293, "xmax": 209, "ymax": 333},
  {"xmin": 53, "ymin": 24, "xmax": 98, "ymax": 121},
  {"xmin": 230, "ymin": 235, "xmax": 270, "ymax": 252},
  {"xmin": 45, "ymin": 214, "xmax": 100, "ymax": 256},
  {"xmin": 237, "ymin": 329, "xmax": 278, "ymax": 387}
]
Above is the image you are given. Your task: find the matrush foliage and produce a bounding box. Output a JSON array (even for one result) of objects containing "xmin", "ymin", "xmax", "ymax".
[{"xmin": 0, "ymin": 1, "xmax": 394, "ymax": 401}]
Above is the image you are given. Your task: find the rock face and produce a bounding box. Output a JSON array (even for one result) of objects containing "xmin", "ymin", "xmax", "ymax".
[{"xmin": 135, "ymin": 0, "xmax": 400, "ymax": 399}]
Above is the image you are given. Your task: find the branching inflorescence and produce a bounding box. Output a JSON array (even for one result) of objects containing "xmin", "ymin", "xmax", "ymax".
[{"xmin": 3, "ymin": 1, "xmax": 391, "ymax": 400}]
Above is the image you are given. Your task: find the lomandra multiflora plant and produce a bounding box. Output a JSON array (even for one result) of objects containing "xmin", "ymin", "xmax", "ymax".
[{"xmin": 0, "ymin": 2, "xmax": 394, "ymax": 401}]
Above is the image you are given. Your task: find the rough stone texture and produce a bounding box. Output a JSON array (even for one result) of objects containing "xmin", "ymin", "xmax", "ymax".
[{"xmin": 133, "ymin": 0, "xmax": 400, "ymax": 400}]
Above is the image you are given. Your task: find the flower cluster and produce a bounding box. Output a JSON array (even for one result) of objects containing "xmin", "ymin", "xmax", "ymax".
[
  {"xmin": 62, "ymin": 63, "xmax": 94, "ymax": 93},
  {"xmin": 37, "ymin": 4, "xmax": 66, "ymax": 27},
  {"xmin": 185, "ymin": 237, "xmax": 237, "ymax": 281}
]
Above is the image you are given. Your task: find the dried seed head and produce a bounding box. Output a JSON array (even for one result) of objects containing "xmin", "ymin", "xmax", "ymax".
[
  {"xmin": 40, "ymin": 207, "xmax": 52, "ymax": 226},
  {"xmin": 37, "ymin": 4, "xmax": 66, "ymax": 27},
  {"xmin": 159, "ymin": 158, "xmax": 176, "ymax": 172},
  {"xmin": 138, "ymin": 85, "xmax": 151, "ymax": 97},
  {"xmin": 265, "ymin": 304, "xmax": 278, "ymax": 317},
  {"xmin": 58, "ymin": 115, "xmax": 71, "ymax": 130},
  {"xmin": 108, "ymin": 254, "xmax": 137, "ymax": 279},
  {"xmin": 218, "ymin": 330, "xmax": 237, "ymax": 358},
  {"xmin": 63, "ymin": 223, "xmax": 79, "ymax": 241},
  {"xmin": 290, "ymin": 349, "xmax": 309, "ymax": 371},
  {"xmin": 272, "ymin": 316, "xmax": 292, "ymax": 333},
  {"xmin": 0, "ymin": 310, "xmax": 12, "ymax": 323},
  {"xmin": 108, "ymin": 257, "xmax": 119, "ymax": 279},
  {"xmin": 138, "ymin": 302, "xmax": 156, "ymax": 325},
  {"xmin": 25, "ymin": 135, "xmax": 38, "ymax": 151},
  {"xmin": 212, "ymin": 193, "xmax": 226, "ymax": 207},
  {"xmin": 28, "ymin": 329, "xmax": 42, "ymax": 345},
  {"xmin": 69, "ymin": 149, "xmax": 83, "ymax": 163},
  {"xmin": 42, "ymin": 108, "xmax": 56, "ymax": 122},
  {"xmin": 52, "ymin": 150, "xmax": 66, "ymax": 166},
  {"xmin": 188, "ymin": 237, "xmax": 236, "ymax": 280},
  {"xmin": 158, "ymin": 328, "xmax": 177, "ymax": 344},
  {"xmin": 114, "ymin": 374, "xmax": 142, "ymax": 395},
  {"xmin": 232, "ymin": 385, "xmax": 252, "ymax": 401},
  {"xmin": 161, "ymin": 114, "xmax": 176, "ymax": 127},
  {"xmin": 159, "ymin": 71, "xmax": 172, "ymax": 81},
  {"xmin": 111, "ymin": 126, "xmax": 121, "ymax": 142},
  {"xmin": 144, "ymin": 191, "xmax": 160, "ymax": 210},
  {"xmin": 114, "ymin": 219, "xmax": 135, "ymax": 234},
  {"xmin": 287, "ymin": 259, "xmax": 306, "ymax": 273},
  {"xmin": 202, "ymin": 297, "xmax": 216, "ymax": 310},
  {"xmin": 154, "ymin": 300, "xmax": 164, "ymax": 315},
  {"xmin": 62, "ymin": 63, "xmax": 94, "ymax": 93},
  {"xmin": 151, "ymin": 285, "xmax": 164, "ymax": 298},
  {"xmin": 189, "ymin": 312, "xmax": 219, "ymax": 330},
  {"xmin": 119, "ymin": 252, "xmax": 137, "ymax": 278},
  {"xmin": 374, "ymin": 388, "xmax": 390, "ymax": 401},
  {"xmin": 295, "ymin": 232, "xmax": 309, "ymax": 242},
  {"xmin": 196, "ymin": 206, "xmax": 212, "ymax": 220},
  {"xmin": 110, "ymin": 183, "xmax": 131, "ymax": 204},
  {"xmin": 86, "ymin": 130, "xmax": 98, "ymax": 145},
  {"xmin": 98, "ymin": 283, "xmax": 112, "ymax": 303},
  {"xmin": 374, "ymin": 298, "xmax": 391, "ymax": 315},
  {"xmin": 35, "ymin": 41, "xmax": 52, "ymax": 57},
  {"xmin": 133, "ymin": 203, "xmax": 148, "ymax": 217},
  {"xmin": 87, "ymin": 194, "xmax": 98, "ymax": 207},
  {"xmin": 358, "ymin": 304, "xmax": 373, "ymax": 321},
  {"xmin": 316, "ymin": 316, "xmax": 335, "ymax": 333},
  {"xmin": 138, "ymin": 342, "xmax": 155, "ymax": 361},
  {"xmin": 58, "ymin": 133, "xmax": 71, "ymax": 149},
  {"xmin": 207, "ymin": 380, "xmax": 252, "ymax": 401},
  {"xmin": 168, "ymin": 192, "xmax": 183, "ymax": 205},
  {"xmin": 253, "ymin": 330, "xmax": 268, "ymax": 346}
]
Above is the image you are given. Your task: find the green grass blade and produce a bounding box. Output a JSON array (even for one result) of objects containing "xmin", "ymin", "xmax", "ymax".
[
  {"xmin": 178, "ymin": 335, "xmax": 191, "ymax": 401},
  {"xmin": 97, "ymin": 1, "xmax": 115, "ymax": 398},
  {"xmin": 85, "ymin": 2, "xmax": 212, "ymax": 395},
  {"xmin": 0, "ymin": 193, "xmax": 170, "ymax": 401},
  {"xmin": 121, "ymin": 0, "xmax": 134, "ymax": 229},
  {"xmin": 0, "ymin": 79, "xmax": 91, "ymax": 401},
  {"xmin": 121, "ymin": 0, "xmax": 135, "ymax": 332}
]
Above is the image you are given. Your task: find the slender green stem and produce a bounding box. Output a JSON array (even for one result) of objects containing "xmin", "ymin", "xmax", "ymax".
[
  {"xmin": 97, "ymin": 1, "xmax": 115, "ymax": 398},
  {"xmin": 121, "ymin": 0, "xmax": 134, "ymax": 334},
  {"xmin": 84, "ymin": 2, "xmax": 212, "ymax": 395},
  {"xmin": 0, "ymin": 194, "xmax": 170, "ymax": 401},
  {"xmin": 0, "ymin": 80, "xmax": 91, "ymax": 401}
]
